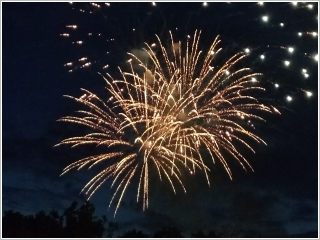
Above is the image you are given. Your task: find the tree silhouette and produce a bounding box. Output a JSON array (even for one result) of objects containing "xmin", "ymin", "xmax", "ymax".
[
  {"xmin": 3, "ymin": 202, "xmax": 268, "ymax": 238},
  {"xmin": 63, "ymin": 201, "xmax": 107, "ymax": 237},
  {"xmin": 118, "ymin": 228, "xmax": 149, "ymax": 238},
  {"xmin": 106, "ymin": 221, "xmax": 118, "ymax": 238},
  {"xmin": 2, "ymin": 201, "xmax": 116, "ymax": 238},
  {"xmin": 191, "ymin": 229, "xmax": 206, "ymax": 238},
  {"xmin": 153, "ymin": 226, "xmax": 184, "ymax": 238},
  {"xmin": 190, "ymin": 224, "xmax": 246, "ymax": 238},
  {"xmin": 2, "ymin": 209, "xmax": 64, "ymax": 238}
]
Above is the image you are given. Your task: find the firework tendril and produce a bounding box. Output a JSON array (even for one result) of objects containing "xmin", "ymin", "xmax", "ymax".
[{"xmin": 55, "ymin": 30, "xmax": 280, "ymax": 216}]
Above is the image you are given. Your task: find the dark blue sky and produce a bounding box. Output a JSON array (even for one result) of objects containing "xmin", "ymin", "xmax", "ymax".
[{"xmin": 2, "ymin": 2, "xmax": 318, "ymax": 237}]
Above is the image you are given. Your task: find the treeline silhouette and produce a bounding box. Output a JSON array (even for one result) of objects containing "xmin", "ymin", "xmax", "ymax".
[
  {"xmin": 2, "ymin": 201, "xmax": 117, "ymax": 238},
  {"xmin": 2, "ymin": 201, "xmax": 262, "ymax": 238}
]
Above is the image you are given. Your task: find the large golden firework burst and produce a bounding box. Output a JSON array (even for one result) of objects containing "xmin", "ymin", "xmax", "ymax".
[{"xmin": 56, "ymin": 30, "xmax": 280, "ymax": 215}]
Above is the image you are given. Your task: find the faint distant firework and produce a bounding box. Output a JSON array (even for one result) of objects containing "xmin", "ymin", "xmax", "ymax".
[
  {"xmin": 61, "ymin": 2, "xmax": 317, "ymax": 104},
  {"xmin": 56, "ymin": 30, "xmax": 281, "ymax": 215}
]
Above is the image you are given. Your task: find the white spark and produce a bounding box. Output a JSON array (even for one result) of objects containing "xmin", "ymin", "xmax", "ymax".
[
  {"xmin": 307, "ymin": 4, "xmax": 313, "ymax": 9},
  {"xmin": 306, "ymin": 91, "xmax": 312, "ymax": 97}
]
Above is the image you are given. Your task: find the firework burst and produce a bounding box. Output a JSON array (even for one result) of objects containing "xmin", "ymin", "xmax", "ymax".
[{"xmin": 56, "ymin": 30, "xmax": 279, "ymax": 215}]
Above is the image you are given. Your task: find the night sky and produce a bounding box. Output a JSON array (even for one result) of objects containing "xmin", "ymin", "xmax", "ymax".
[{"xmin": 2, "ymin": 2, "xmax": 319, "ymax": 238}]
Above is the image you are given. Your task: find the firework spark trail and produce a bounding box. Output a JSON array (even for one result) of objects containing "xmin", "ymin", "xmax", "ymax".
[{"xmin": 56, "ymin": 30, "xmax": 279, "ymax": 215}]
